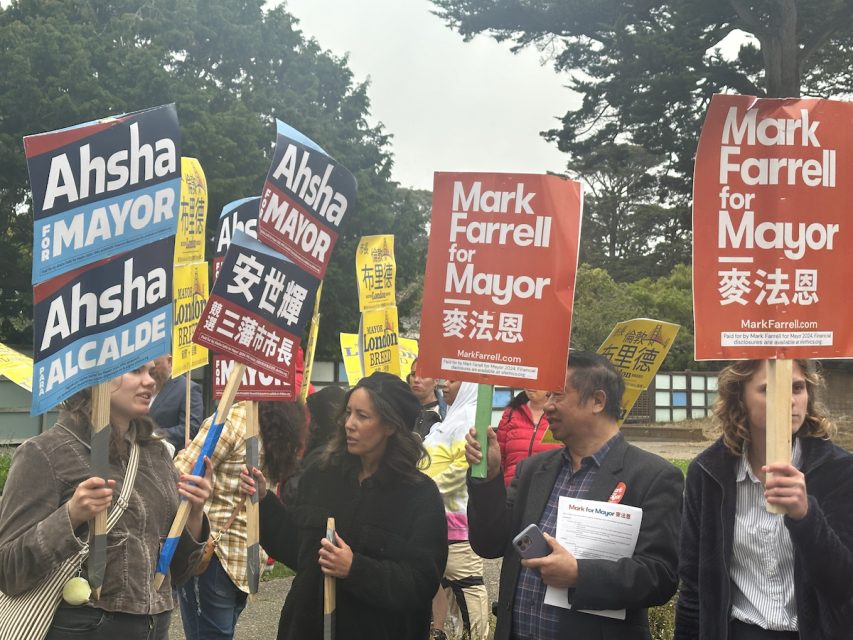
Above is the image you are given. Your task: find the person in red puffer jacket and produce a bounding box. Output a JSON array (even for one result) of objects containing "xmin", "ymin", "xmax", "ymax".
[{"xmin": 496, "ymin": 389, "xmax": 561, "ymax": 487}]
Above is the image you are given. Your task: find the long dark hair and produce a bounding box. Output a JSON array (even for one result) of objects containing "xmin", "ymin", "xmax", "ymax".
[
  {"xmin": 507, "ymin": 390, "xmax": 530, "ymax": 410},
  {"xmin": 305, "ymin": 386, "xmax": 347, "ymax": 454},
  {"xmin": 320, "ymin": 376, "xmax": 427, "ymax": 482},
  {"xmin": 259, "ymin": 400, "xmax": 307, "ymax": 486},
  {"xmin": 60, "ymin": 387, "xmax": 159, "ymax": 459}
]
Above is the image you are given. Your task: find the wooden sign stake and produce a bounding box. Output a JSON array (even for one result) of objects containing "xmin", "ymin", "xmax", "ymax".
[
  {"xmin": 324, "ymin": 517, "xmax": 336, "ymax": 640},
  {"xmin": 766, "ymin": 359, "xmax": 792, "ymax": 515},
  {"xmin": 88, "ymin": 381, "xmax": 112, "ymax": 600},
  {"xmin": 185, "ymin": 372, "xmax": 193, "ymax": 449},
  {"xmin": 245, "ymin": 400, "xmax": 261, "ymax": 594}
]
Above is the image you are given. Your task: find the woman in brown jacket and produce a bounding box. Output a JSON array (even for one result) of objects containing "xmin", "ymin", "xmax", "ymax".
[{"xmin": 0, "ymin": 363, "xmax": 211, "ymax": 640}]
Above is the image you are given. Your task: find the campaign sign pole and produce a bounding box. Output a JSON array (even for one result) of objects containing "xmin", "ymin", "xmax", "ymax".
[
  {"xmin": 472, "ymin": 384, "xmax": 494, "ymax": 479},
  {"xmin": 153, "ymin": 363, "xmax": 245, "ymax": 590},
  {"xmin": 766, "ymin": 360, "xmax": 793, "ymax": 514},
  {"xmin": 245, "ymin": 400, "xmax": 261, "ymax": 594},
  {"xmin": 300, "ymin": 282, "xmax": 323, "ymax": 403},
  {"xmin": 324, "ymin": 517, "xmax": 337, "ymax": 640},
  {"xmin": 88, "ymin": 381, "xmax": 112, "ymax": 599},
  {"xmin": 185, "ymin": 373, "xmax": 192, "ymax": 448}
]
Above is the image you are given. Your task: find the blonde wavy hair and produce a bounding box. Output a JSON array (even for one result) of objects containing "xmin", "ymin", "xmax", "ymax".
[{"xmin": 712, "ymin": 359, "xmax": 835, "ymax": 455}]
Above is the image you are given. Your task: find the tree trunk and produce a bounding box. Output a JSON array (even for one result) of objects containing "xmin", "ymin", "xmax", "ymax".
[{"xmin": 761, "ymin": 0, "xmax": 800, "ymax": 97}]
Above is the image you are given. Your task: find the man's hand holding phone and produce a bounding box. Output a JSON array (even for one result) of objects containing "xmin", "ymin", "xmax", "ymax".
[{"xmin": 515, "ymin": 524, "xmax": 579, "ymax": 589}]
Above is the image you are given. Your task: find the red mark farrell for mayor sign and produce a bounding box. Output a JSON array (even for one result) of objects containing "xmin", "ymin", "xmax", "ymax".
[
  {"xmin": 419, "ymin": 172, "xmax": 582, "ymax": 390},
  {"xmin": 693, "ymin": 94, "xmax": 853, "ymax": 359}
]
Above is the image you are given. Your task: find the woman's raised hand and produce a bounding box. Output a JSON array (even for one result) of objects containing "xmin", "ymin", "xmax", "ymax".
[
  {"xmin": 240, "ymin": 465, "xmax": 268, "ymax": 501},
  {"xmin": 180, "ymin": 455, "xmax": 213, "ymax": 513},
  {"xmin": 67, "ymin": 477, "xmax": 116, "ymax": 529}
]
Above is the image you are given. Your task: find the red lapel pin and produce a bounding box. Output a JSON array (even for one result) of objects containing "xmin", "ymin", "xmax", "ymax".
[{"xmin": 608, "ymin": 481, "xmax": 626, "ymax": 503}]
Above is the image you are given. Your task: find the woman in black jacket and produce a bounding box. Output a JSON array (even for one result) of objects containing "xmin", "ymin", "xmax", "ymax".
[
  {"xmin": 675, "ymin": 359, "xmax": 853, "ymax": 640},
  {"xmin": 241, "ymin": 372, "xmax": 448, "ymax": 640}
]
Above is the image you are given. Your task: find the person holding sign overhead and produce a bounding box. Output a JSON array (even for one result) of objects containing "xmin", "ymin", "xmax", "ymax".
[
  {"xmin": 240, "ymin": 371, "xmax": 448, "ymax": 640},
  {"xmin": 0, "ymin": 363, "xmax": 211, "ymax": 640},
  {"xmin": 675, "ymin": 359, "xmax": 853, "ymax": 640},
  {"xmin": 465, "ymin": 351, "xmax": 682, "ymax": 640}
]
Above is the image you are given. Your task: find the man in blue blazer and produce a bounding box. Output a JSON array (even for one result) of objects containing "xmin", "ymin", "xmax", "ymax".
[
  {"xmin": 149, "ymin": 355, "xmax": 204, "ymax": 454},
  {"xmin": 465, "ymin": 351, "xmax": 682, "ymax": 640}
]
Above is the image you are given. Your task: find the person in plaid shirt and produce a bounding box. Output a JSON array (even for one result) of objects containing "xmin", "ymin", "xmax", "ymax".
[{"xmin": 175, "ymin": 400, "xmax": 305, "ymax": 640}]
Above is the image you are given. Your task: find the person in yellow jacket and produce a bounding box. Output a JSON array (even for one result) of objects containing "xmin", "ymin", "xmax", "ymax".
[{"xmin": 424, "ymin": 380, "xmax": 490, "ymax": 640}]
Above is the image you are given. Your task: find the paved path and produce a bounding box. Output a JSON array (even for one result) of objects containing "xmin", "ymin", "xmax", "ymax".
[{"xmin": 170, "ymin": 436, "xmax": 707, "ymax": 639}]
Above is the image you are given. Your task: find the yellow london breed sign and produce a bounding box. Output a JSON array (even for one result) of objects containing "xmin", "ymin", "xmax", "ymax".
[
  {"xmin": 172, "ymin": 263, "xmax": 209, "ymax": 376},
  {"xmin": 175, "ymin": 158, "xmax": 208, "ymax": 266},
  {"xmin": 340, "ymin": 334, "xmax": 418, "ymax": 385},
  {"xmin": 360, "ymin": 307, "xmax": 402, "ymax": 377},
  {"xmin": 0, "ymin": 343, "xmax": 33, "ymax": 392},
  {"xmin": 355, "ymin": 235, "xmax": 396, "ymax": 312}
]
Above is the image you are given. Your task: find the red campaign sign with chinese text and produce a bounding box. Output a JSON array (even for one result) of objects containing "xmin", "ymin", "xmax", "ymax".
[
  {"xmin": 193, "ymin": 229, "xmax": 318, "ymax": 389},
  {"xmin": 210, "ymin": 196, "xmax": 297, "ymax": 400},
  {"xmin": 693, "ymin": 95, "xmax": 853, "ymax": 360},
  {"xmin": 418, "ymin": 172, "xmax": 582, "ymax": 390},
  {"xmin": 212, "ymin": 353, "xmax": 306, "ymax": 401}
]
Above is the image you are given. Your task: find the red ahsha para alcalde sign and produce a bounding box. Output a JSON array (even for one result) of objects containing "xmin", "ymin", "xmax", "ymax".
[
  {"xmin": 418, "ymin": 172, "xmax": 582, "ymax": 390},
  {"xmin": 693, "ymin": 94, "xmax": 853, "ymax": 360}
]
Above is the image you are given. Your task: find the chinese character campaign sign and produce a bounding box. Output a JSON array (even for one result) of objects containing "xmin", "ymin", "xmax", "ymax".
[
  {"xmin": 193, "ymin": 230, "xmax": 318, "ymax": 386},
  {"xmin": 419, "ymin": 172, "xmax": 582, "ymax": 389},
  {"xmin": 211, "ymin": 197, "xmax": 298, "ymax": 400},
  {"xmin": 597, "ymin": 318, "xmax": 680, "ymax": 425},
  {"xmin": 356, "ymin": 235, "xmax": 396, "ymax": 312},
  {"xmin": 693, "ymin": 95, "xmax": 853, "ymax": 359}
]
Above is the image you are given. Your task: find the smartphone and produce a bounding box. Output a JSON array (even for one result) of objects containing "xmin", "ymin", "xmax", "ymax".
[{"xmin": 512, "ymin": 524, "xmax": 551, "ymax": 559}]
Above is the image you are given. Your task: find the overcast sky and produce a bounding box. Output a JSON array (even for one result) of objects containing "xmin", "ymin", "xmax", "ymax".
[{"xmin": 282, "ymin": 0, "xmax": 578, "ymax": 190}]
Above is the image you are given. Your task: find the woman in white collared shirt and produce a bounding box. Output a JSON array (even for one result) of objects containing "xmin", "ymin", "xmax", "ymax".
[{"xmin": 675, "ymin": 359, "xmax": 853, "ymax": 640}]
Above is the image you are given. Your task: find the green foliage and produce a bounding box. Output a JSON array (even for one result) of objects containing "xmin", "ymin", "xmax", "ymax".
[
  {"xmin": 0, "ymin": 0, "xmax": 429, "ymax": 358},
  {"xmin": 567, "ymin": 144, "xmax": 689, "ymax": 282},
  {"xmin": 570, "ymin": 265, "xmax": 642, "ymax": 352},
  {"xmin": 624, "ymin": 264, "xmax": 697, "ymax": 370},
  {"xmin": 0, "ymin": 447, "xmax": 12, "ymax": 494},
  {"xmin": 670, "ymin": 458, "xmax": 691, "ymax": 477},
  {"xmin": 430, "ymin": 0, "xmax": 853, "ymax": 281},
  {"xmin": 571, "ymin": 263, "xmax": 704, "ymax": 370},
  {"xmin": 649, "ymin": 596, "xmax": 677, "ymax": 640},
  {"xmin": 261, "ymin": 561, "xmax": 294, "ymax": 581}
]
